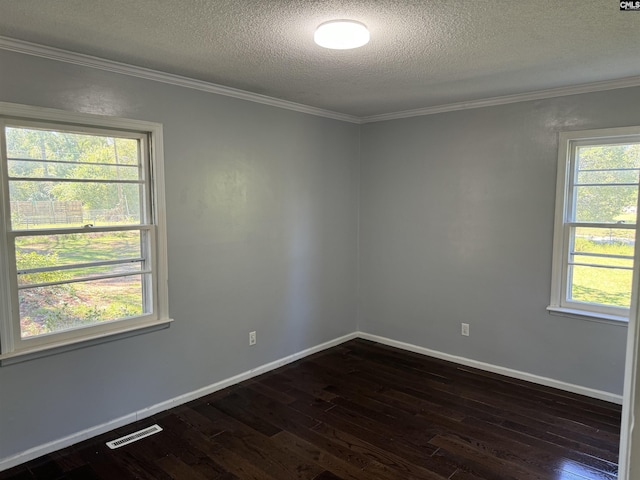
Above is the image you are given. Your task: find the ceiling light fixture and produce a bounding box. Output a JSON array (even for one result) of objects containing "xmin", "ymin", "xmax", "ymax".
[{"xmin": 314, "ymin": 20, "xmax": 370, "ymax": 50}]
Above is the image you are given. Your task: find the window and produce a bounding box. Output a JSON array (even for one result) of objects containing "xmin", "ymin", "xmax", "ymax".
[
  {"xmin": 0, "ymin": 103, "xmax": 170, "ymax": 361},
  {"xmin": 549, "ymin": 127, "xmax": 640, "ymax": 322}
]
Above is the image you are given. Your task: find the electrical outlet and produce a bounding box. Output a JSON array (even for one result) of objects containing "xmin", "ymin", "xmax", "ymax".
[
  {"xmin": 461, "ymin": 323, "xmax": 469, "ymax": 336},
  {"xmin": 249, "ymin": 331, "xmax": 257, "ymax": 346}
]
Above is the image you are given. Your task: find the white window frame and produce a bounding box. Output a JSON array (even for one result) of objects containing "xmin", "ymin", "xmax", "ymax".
[
  {"xmin": 0, "ymin": 102, "xmax": 171, "ymax": 364},
  {"xmin": 548, "ymin": 126, "xmax": 640, "ymax": 324}
]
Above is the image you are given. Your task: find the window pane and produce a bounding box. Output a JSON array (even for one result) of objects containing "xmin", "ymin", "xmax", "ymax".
[
  {"xmin": 574, "ymin": 185, "xmax": 638, "ymax": 224},
  {"xmin": 15, "ymin": 231, "xmax": 142, "ymax": 269},
  {"xmin": 574, "ymin": 143, "xmax": 640, "ymax": 225},
  {"xmin": 9, "ymin": 182, "xmax": 142, "ymax": 228},
  {"xmin": 573, "ymin": 226, "xmax": 635, "ymax": 253},
  {"xmin": 577, "ymin": 169, "xmax": 639, "ymax": 185},
  {"xmin": 19, "ymin": 275, "xmax": 146, "ymax": 338},
  {"xmin": 8, "ymin": 159, "xmax": 140, "ymax": 181},
  {"xmin": 6, "ymin": 128, "xmax": 139, "ymax": 166},
  {"xmin": 17, "ymin": 262, "xmax": 143, "ymax": 286},
  {"xmin": 569, "ymin": 226, "xmax": 634, "ymax": 309},
  {"xmin": 570, "ymin": 253, "xmax": 633, "ymax": 268},
  {"xmin": 6, "ymin": 126, "xmax": 143, "ymax": 229},
  {"xmin": 569, "ymin": 265, "xmax": 632, "ymax": 309},
  {"xmin": 577, "ymin": 144, "xmax": 640, "ymax": 171}
]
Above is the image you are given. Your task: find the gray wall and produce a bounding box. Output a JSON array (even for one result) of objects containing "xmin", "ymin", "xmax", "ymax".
[
  {"xmin": 1, "ymin": 45, "xmax": 638, "ymax": 463},
  {"xmin": 359, "ymin": 88, "xmax": 640, "ymax": 395},
  {"xmin": 0, "ymin": 50, "xmax": 360, "ymax": 460}
]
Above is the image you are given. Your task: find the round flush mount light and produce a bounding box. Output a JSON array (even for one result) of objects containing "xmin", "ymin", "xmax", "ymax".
[{"xmin": 314, "ymin": 20, "xmax": 370, "ymax": 50}]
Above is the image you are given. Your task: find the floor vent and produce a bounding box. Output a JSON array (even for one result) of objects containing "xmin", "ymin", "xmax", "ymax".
[{"xmin": 106, "ymin": 424, "xmax": 163, "ymax": 449}]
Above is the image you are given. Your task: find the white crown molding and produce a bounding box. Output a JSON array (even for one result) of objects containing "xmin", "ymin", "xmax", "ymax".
[
  {"xmin": 0, "ymin": 36, "xmax": 361, "ymax": 125},
  {"xmin": 360, "ymin": 75, "xmax": 640, "ymax": 123},
  {"xmin": 1, "ymin": 36, "xmax": 640, "ymax": 125}
]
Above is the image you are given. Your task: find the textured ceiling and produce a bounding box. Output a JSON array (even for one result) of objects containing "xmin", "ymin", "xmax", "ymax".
[{"xmin": 0, "ymin": 0, "xmax": 638, "ymax": 118}]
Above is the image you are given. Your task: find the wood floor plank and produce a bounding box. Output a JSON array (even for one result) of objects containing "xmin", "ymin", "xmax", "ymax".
[
  {"xmin": 246, "ymin": 379, "xmax": 298, "ymax": 404},
  {"xmin": 211, "ymin": 394, "xmax": 283, "ymax": 437},
  {"xmin": 349, "ymin": 353, "xmax": 620, "ymax": 443},
  {"xmin": 0, "ymin": 467, "xmax": 31, "ymax": 480},
  {"xmin": 213, "ymin": 430, "xmax": 324, "ymax": 480},
  {"xmin": 346, "ymin": 340, "xmax": 621, "ymax": 430},
  {"xmin": 310, "ymin": 422, "xmax": 447, "ymax": 480},
  {"xmin": 312, "ymin": 472, "xmax": 344, "ymax": 480},
  {"xmin": 180, "ymin": 427, "xmax": 278, "ymax": 480},
  {"xmin": 241, "ymin": 384, "xmax": 459, "ymax": 478},
  {"xmin": 272, "ymin": 430, "xmax": 369, "ymax": 480},
  {"xmin": 430, "ymin": 434, "xmax": 546, "ymax": 480},
  {"xmin": 0, "ymin": 339, "xmax": 622, "ymax": 480},
  {"xmin": 156, "ymin": 454, "xmax": 212, "ymax": 480},
  {"xmin": 462, "ymin": 416, "xmax": 619, "ymax": 474},
  {"xmin": 173, "ymin": 404, "xmax": 229, "ymax": 438}
]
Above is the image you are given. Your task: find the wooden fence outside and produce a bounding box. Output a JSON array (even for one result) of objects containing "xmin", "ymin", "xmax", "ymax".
[{"xmin": 11, "ymin": 201, "xmax": 84, "ymax": 225}]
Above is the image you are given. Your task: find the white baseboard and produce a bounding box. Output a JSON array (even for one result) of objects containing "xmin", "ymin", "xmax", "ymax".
[
  {"xmin": 1, "ymin": 329, "xmax": 622, "ymax": 472},
  {"xmin": 0, "ymin": 414, "xmax": 139, "ymax": 473},
  {"xmin": 357, "ymin": 331, "xmax": 623, "ymax": 405},
  {"xmin": 0, "ymin": 331, "xmax": 358, "ymax": 472}
]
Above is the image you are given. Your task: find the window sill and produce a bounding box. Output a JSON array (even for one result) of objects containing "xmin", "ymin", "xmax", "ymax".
[
  {"xmin": 0, "ymin": 318, "xmax": 173, "ymax": 366},
  {"xmin": 546, "ymin": 306, "xmax": 628, "ymax": 326}
]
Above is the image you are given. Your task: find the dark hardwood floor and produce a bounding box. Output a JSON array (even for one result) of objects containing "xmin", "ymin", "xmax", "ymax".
[{"xmin": 0, "ymin": 339, "xmax": 622, "ymax": 479}]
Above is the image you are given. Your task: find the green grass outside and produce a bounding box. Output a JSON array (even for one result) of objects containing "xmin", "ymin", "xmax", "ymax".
[
  {"xmin": 571, "ymin": 239, "xmax": 634, "ymax": 308},
  {"xmin": 15, "ymin": 224, "xmax": 144, "ymax": 337}
]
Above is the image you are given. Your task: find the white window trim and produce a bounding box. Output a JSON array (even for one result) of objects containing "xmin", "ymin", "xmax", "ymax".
[
  {"xmin": 549, "ymin": 126, "xmax": 640, "ymax": 324},
  {"xmin": 0, "ymin": 102, "xmax": 172, "ymax": 364}
]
